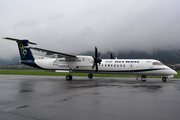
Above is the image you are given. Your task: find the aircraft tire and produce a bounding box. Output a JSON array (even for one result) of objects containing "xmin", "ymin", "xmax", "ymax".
[
  {"xmin": 66, "ymin": 75, "xmax": 72, "ymax": 81},
  {"xmin": 88, "ymin": 74, "xmax": 93, "ymax": 78},
  {"xmin": 162, "ymin": 77, "xmax": 167, "ymax": 82}
]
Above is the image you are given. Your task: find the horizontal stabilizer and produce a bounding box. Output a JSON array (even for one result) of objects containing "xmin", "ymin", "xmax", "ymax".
[{"xmin": 4, "ymin": 37, "xmax": 37, "ymax": 45}]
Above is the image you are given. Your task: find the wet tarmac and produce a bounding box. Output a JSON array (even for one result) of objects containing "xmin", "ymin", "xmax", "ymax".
[{"xmin": 0, "ymin": 75, "xmax": 180, "ymax": 120}]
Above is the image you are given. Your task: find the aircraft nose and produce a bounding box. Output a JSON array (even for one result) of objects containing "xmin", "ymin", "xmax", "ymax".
[
  {"xmin": 166, "ymin": 67, "xmax": 178, "ymax": 75},
  {"xmin": 171, "ymin": 69, "xmax": 177, "ymax": 75},
  {"xmin": 174, "ymin": 70, "xmax": 178, "ymax": 75}
]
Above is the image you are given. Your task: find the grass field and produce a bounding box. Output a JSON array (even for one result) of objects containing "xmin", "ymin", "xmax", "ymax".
[{"xmin": 0, "ymin": 70, "xmax": 180, "ymax": 78}]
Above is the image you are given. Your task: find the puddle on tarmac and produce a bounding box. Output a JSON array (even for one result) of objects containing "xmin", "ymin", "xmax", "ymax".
[
  {"xmin": 16, "ymin": 105, "xmax": 29, "ymax": 109},
  {"xmin": 19, "ymin": 89, "xmax": 34, "ymax": 93},
  {"xmin": 132, "ymin": 85, "xmax": 162, "ymax": 90}
]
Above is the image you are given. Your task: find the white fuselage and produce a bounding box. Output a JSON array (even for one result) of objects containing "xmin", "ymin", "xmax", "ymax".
[{"xmin": 33, "ymin": 56, "xmax": 177, "ymax": 77}]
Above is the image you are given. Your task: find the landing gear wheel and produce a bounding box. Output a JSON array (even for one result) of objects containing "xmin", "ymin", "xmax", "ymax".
[
  {"xmin": 66, "ymin": 75, "xmax": 73, "ymax": 81},
  {"xmin": 162, "ymin": 77, "xmax": 167, "ymax": 82},
  {"xmin": 141, "ymin": 75, "xmax": 146, "ymax": 81},
  {"xmin": 88, "ymin": 74, "xmax": 93, "ymax": 79}
]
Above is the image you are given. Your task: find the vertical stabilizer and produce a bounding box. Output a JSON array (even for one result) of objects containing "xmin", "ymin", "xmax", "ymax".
[
  {"xmin": 17, "ymin": 40, "xmax": 35, "ymax": 61},
  {"xmin": 4, "ymin": 37, "xmax": 37, "ymax": 61}
]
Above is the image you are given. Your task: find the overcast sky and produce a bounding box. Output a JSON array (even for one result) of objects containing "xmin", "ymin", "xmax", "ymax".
[{"xmin": 0, "ymin": 0, "xmax": 180, "ymax": 60}]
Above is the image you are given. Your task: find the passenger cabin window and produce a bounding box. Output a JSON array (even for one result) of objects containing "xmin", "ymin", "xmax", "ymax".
[{"xmin": 153, "ymin": 62, "xmax": 163, "ymax": 65}]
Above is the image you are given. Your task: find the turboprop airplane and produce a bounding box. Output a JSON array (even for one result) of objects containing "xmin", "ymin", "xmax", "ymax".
[{"xmin": 4, "ymin": 37, "xmax": 177, "ymax": 81}]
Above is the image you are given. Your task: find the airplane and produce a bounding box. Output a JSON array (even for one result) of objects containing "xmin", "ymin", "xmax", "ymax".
[{"xmin": 4, "ymin": 37, "xmax": 177, "ymax": 81}]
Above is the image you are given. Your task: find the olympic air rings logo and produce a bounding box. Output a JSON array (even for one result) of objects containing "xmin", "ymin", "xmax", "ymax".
[{"xmin": 19, "ymin": 44, "xmax": 27, "ymax": 58}]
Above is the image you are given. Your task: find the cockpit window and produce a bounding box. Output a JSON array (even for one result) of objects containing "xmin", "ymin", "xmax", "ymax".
[{"xmin": 153, "ymin": 62, "xmax": 164, "ymax": 65}]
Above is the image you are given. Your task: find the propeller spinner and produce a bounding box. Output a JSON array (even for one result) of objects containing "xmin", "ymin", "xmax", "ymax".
[{"xmin": 92, "ymin": 47, "xmax": 102, "ymax": 73}]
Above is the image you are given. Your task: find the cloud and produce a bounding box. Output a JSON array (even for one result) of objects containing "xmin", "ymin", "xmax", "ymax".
[{"xmin": 0, "ymin": 0, "xmax": 180, "ymax": 60}]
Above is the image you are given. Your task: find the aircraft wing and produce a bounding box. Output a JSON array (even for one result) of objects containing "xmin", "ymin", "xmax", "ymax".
[{"xmin": 28, "ymin": 47, "xmax": 77, "ymax": 59}]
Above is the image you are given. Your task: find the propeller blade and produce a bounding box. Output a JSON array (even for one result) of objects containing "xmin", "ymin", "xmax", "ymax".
[
  {"xmin": 95, "ymin": 47, "xmax": 98, "ymax": 58},
  {"xmin": 95, "ymin": 63, "xmax": 98, "ymax": 73},
  {"xmin": 92, "ymin": 46, "xmax": 102, "ymax": 73},
  {"xmin": 98, "ymin": 52, "xmax": 101, "ymax": 58},
  {"xmin": 92, "ymin": 61, "xmax": 96, "ymax": 69},
  {"xmin": 111, "ymin": 53, "xmax": 113, "ymax": 59}
]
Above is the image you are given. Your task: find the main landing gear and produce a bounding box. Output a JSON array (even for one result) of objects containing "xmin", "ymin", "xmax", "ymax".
[
  {"xmin": 66, "ymin": 68, "xmax": 74, "ymax": 81},
  {"xmin": 162, "ymin": 77, "xmax": 167, "ymax": 82},
  {"xmin": 88, "ymin": 73, "xmax": 93, "ymax": 79},
  {"xmin": 66, "ymin": 75, "xmax": 73, "ymax": 81},
  {"xmin": 66, "ymin": 73, "xmax": 93, "ymax": 81}
]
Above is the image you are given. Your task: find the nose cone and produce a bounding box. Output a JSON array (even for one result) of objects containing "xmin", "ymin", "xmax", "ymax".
[
  {"xmin": 172, "ymin": 70, "xmax": 178, "ymax": 75},
  {"xmin": 166, "ymin": 67, "xmax": 177, "ymax": 75},
  {"xmin": 169, "ymin": 68, "xmax": 177, "ymax": 75}
]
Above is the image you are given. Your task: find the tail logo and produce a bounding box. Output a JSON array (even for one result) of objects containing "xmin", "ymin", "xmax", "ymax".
[{"xmin": 19, "ymin": 44, "xmax": 27, "ymax": 58}]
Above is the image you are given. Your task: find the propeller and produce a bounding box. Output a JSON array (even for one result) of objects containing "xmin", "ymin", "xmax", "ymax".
[
  {"xmin": 111, "ymin": 52, "xmax": 114, "ymax": 59},
  {"xmin": 92, "ymin": 47, "xmax": 102, "ymax": 73},
  {"xmin": 111, "ymin": 52, "xmax": 117, "ymax": 59}
]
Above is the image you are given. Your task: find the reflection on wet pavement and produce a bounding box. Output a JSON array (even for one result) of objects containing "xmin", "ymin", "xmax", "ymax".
[{"xmin": 0, "ymin": 75, "xmax": 180, "ymax": 120}]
